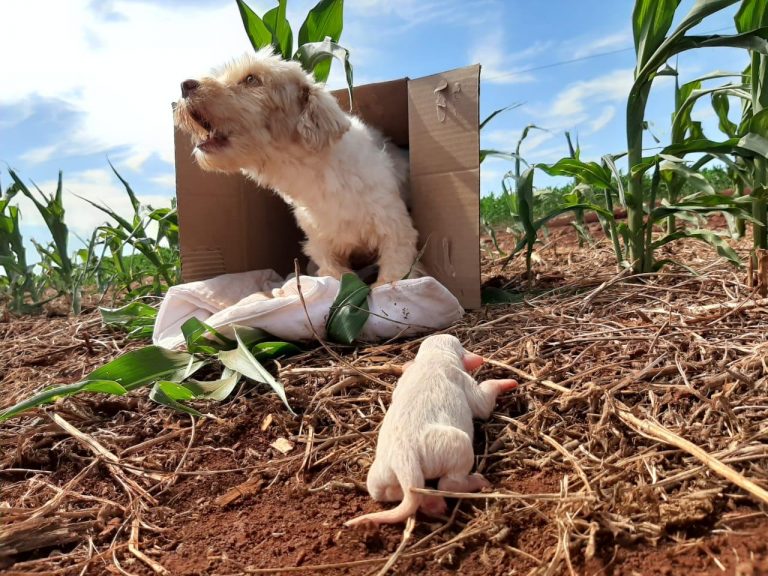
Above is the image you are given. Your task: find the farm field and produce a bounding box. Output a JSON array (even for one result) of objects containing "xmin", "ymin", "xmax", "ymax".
[
  {"xmin": 4, "ymin": 0, "xmax": 768, "ymax": 574},
  {"xmin": 3, "ymin": 224, "xmax": 768, "ymax": 575}
]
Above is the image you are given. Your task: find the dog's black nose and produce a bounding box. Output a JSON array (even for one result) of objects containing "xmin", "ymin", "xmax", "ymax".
[{"xmin": 181, "ymin": 79, "xmax": 200, "ymax": 98}]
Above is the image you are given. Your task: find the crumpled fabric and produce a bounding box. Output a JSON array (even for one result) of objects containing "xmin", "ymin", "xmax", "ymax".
[{"xmin": 152, "ymin": 270, "xmax": 465, "ymax": 349}]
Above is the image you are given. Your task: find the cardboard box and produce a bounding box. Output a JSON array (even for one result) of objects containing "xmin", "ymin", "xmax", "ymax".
[{"xmin": 173, "ymin": 64, "xmax": 481, "ymax": 308}]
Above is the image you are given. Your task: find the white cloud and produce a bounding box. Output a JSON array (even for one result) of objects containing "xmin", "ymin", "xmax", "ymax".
[
  {"xmin": 588, "ymin": 105, "xmax": 616, "ymax": 134},
  {"xmin": 550, "ymin": 68, "xmax": 633, "ymax": 120},
  {"xmin": 571, "ymin": 30, "xmax": 632, "ymax": 59},
  {"xmin": 13, "ymin": 168, "xmax": 173, "ymax": 237},
  {"xmin": 149, "ymin": 173, "xmax": 177, "ymax": 189},
  {"xmin": 20, "ymin": 144, "xmax": 60, "ymax": 165},
  {"xmin": 1, "ymin": 0, "xmax": 266, "ymax": 166},
  {"xmin": 485, "ymin": 127, "xmax": 553, "ymax": 154},
  {"xmin": 470, "ymin": 32, "xmax": 549, "ymax": 85}
]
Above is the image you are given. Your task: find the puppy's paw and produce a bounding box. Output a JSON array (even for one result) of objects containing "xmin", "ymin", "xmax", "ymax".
[
  {"xmin": 419, "ymin": 495, "xmax": 448, "ymax": 517},
  {"xmin": 467, "ymin": 473, "xmax": 492, "ymax": 492}
]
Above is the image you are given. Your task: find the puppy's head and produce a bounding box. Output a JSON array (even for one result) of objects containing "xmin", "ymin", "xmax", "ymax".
[
  {"xmin": 416, "ymin": 335, "xmax": 485, "ymax": 372},
  {"xmin": 174, "ymin": 48, "xmax": 351, "ymax": 173}
]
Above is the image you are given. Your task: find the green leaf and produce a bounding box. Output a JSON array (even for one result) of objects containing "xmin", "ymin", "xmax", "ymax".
[
  {"xmin": 149, "ymin": 382, "xmax": 204, "ymax": 418},
  {"xmin": 663, "ymin": 136, "xmax": 767, "ymax": 158},
  {"xmin": 659, "ymin": 157, "xmax": 715, "ymax": 194},
  {"xmin": 218, "ymin": 327, "xmax": 294, "ymax": 414},
  {"xmin": 651, "ymin": 229, "xmax": 741, "ymax": 266},
  {"xmin": 294, "ymin": 38, "xmax": 354, "ymax": 102},
  {"xmin": 326, "ymin": 272, "xmax": 371, "ymax": 345},
  {"xmin": 252, "ymin": 341, "xmax": 303, "ymax": 362},
  {"xmin": 601, "ymin": 154, "xmax": 627, "ymax": 206},
  {"xmin": 749, "ymin": 108, "xmax": 768, "ymax": 138},
  {"xmin": 633, "ymin": 0, "xmax": 680, "ymax": 68},
  {"xmin": 738, "ymin": 132, "xmax": 768, "ymax": 156},
  {"xmin": 711, "ymin": 91, "xmax": 740, "ymax": 137},
  {"xmin": 297, "ymin": 0, "xmax": 343, "ymax": 82},
  {"xmin": 0, "ymin": 380, "xmax": 128, "ymax": 422},
  {"xmin": 100, "ymin": 302, "xmax": 158, "ymax": 340},
  {"xmin": 181, "ymin": 317, "xmax": 236, "ymax": 354},
  {"xmin": 538, "ymin": 158, "xmax": 614, "ymax": 190},
  {"xmin": 480, "ymin": 150, "xmax": 527, "ymax": 164},
  {"xmin": 236, "ymin": 0, "xmax": 274, "ymax": 52},
  {"xmin": 184, "ymin": 369, "xmax": 241, "ymax": 402},
  {"xmin": 736, "ymin": 0, "xmax": 768, "ymax": 34},
  {"xmin": 263, "ymin": 0, "xmax": 293, "ymax": 59},
  {"xmin": 86, "ymin": 346, "xmax": 204, "ymax": 391},
  {"xmin": 480, "ymin": 103, "xmax": 522, "ymax": 131},
  {"xmin": 156, "ymin": 380, "xmax": 195, "ymax": 401}
]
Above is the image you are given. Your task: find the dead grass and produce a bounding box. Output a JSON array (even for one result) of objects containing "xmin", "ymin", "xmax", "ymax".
[{"xmin": 2, "ymin": 227, "xmax": 768, "ymax": 575}]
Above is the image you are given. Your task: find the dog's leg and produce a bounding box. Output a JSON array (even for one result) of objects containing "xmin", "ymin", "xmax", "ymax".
[
  {"xmin": 373, "ymin": 220, "xmax": 420, "ymax": 286},
  {"xmin": 303, "ymin": 241, "xmax": 352, "ymax": 279}
]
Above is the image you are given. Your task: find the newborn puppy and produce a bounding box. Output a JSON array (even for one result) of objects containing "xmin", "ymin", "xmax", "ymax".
[
  {"xmin": 174, "ymin": 48, "xmax": 420, "ymax": 286},
  {"xmin": 346, "ymin": 334, "xmax": 517, "ymax": 527}
]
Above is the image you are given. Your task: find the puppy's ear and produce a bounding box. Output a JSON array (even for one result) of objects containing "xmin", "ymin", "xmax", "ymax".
[
  {"xmin": 463, "ymin": 352, "xmax": 484, "ymax": 372},
  {"xmin": 296, "ymin": 83, "xmax": 351, "ymax": 151}
]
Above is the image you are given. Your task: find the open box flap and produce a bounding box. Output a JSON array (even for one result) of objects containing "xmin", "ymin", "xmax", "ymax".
[{"xmin": 407, "ymin": 64, "xmax": 481, "ymax": 309}]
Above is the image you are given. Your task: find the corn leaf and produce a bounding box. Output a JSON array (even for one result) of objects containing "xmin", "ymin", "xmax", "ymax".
[
  {"xmin": 538, "ymin": 158, "xmax": 614, "ymax": 190},
  {"xmin": 252, "ymin": 341, "xmax": 303, "ymax": 362},
  {"xmin": 297, "ymin": 0, "xmax": 343, "ymax": 82},
  {"xmin": 326, "ymin": 272, "xmax": 370, "ymax": 345},
  {"xmin": 633, "ymin": 0, "xmax": 680, "ymax": 68},
  {"xmin": 218, "ymin": 327, "xmax": 294, "ymax": 414},
  {"xmin": 601, "ymin": 154, "xmax": 627, "ymax": 205},
  {"xmin": 100, "ymin": 301, "xmax": 157, "ymax": 340},
  {"xmin": 711, "ymin": 91, "xmax": 741, "ymax": 137},
  {"xmin": 736, "ymin": 0, "xmax": 768, "ymax": 34},
  {"xmin": 480, "ymin": 104, "xmax": 522, "ymax": 131},
  {"xmin": 659, "ymin": 157, "xmax": 715, "ymax": 194},
  {"xmin": 150, "ymin": 381, "xmax": 204, "ymax": 418},
  {"xmin": 294, "ymin": 37, "xmax": 354, "ymax": 106},
  {"xmin": 480, "ymin": 150, "xmax": 527, "ymax": 164},
  {"xmin": 86, "ymin": 346, "xmax": 204, "ymax": 391},
  {"xmin": 263, "ymin": 0, "xmax": 293, "ymax": 60},
  {"xmin": 651, "ymin": 229, "xmax": 741, "ymax": 265},
  {"xmin": 181, "ymin": 317, "xmax": 236, "ymax": 354},
  {"xmin": 0, "ymin": 380, "xmax": 129, "ymax": 422},
  {"xmin": 236, "ymin": 0, "xmax": 273, "ymax": 51},
  {"xmin": 184, "ymin": 369, "xmax": 241, "ymax": 401}
]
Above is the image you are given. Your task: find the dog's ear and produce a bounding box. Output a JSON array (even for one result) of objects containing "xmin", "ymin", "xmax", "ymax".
[{"xmin": 296, "ymin": 84, "xmax": 351, "ymax": 151}]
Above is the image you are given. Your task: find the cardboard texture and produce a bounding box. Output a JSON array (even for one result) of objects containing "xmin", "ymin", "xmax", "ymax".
[{"xmin": 174, "ymin": 64, "xmax": 481, "ymax": 308}]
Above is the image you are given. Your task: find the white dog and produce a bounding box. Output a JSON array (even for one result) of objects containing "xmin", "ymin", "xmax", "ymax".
[
  {"xmin": 174, "ymin": 49, "xmax": 420, "ymax": 286},
  {"xmin": 345, "ymin": 335, "xmax": 518, "ymax": 526}
]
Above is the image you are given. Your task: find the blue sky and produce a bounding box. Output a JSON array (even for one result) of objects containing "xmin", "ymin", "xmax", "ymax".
[{"xmin": 0, "ymin": 0, "xmax": 749, "ymax": 252}]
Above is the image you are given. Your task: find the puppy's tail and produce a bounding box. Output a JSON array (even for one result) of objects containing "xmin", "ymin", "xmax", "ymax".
[{"xmin": 345, "ymin": 452, "xmax": 423, "ymax": 527}]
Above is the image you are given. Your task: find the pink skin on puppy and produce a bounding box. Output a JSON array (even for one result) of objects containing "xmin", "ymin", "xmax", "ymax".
[{"xmin": 345, "ymin": 334, "xmax": 517, "ymax": 527}]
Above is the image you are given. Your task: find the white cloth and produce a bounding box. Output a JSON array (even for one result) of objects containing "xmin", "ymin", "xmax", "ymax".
[{"xmin": 152, "ymin": 270, "xmax": 464, "ymax": 349}]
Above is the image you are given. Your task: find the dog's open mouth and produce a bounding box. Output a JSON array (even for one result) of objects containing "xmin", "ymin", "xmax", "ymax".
[{"xmin": 190, "ymin": 108, "xmax": 229, "ymax": 153}]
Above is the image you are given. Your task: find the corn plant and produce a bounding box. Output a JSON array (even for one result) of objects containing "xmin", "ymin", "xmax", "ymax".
[
  {"xmin": 0, "ymin": 181, "xmax": 47, "ymax": 313},
  {"xmin": 623, "ymin": 0, "xmax": 768, "ymax": 273},
  {"xmin": 735, "ymin": 0, "xmax": 768, "ymax": 250},
  {"xmin": 236, "ymin": 0, "xmax": 353, "ymax": 103},
  {"xmin": 5, "ymin": 169, "xmax": 86, "ymax": 312},
  {"xmin": 80, "ymin": 162, "xmax": 180, "ymax": 298}
]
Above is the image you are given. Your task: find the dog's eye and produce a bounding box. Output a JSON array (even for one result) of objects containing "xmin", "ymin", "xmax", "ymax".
[{"xmin": 243, "ymin": 74, "xmax": 260, "ymax": 86}]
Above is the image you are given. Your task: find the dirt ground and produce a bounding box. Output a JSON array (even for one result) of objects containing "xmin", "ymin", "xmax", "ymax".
[{"xmin": 2, "ymin": 225, "xmax": 768, "ymax": 575}]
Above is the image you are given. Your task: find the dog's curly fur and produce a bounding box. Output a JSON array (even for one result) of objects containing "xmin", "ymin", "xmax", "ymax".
[{"xmin": 174, "ymin": 49, "xmax": 420, "ymax": 285}]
